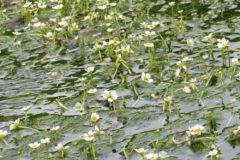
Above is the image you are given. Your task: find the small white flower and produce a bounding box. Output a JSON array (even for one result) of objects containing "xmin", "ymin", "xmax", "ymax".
[
  {"xmin": 94, "ymin": 44, "xmax": 104, "ymax": 51},
  {"xmin": 13, "ymin": 31, "xmax": 21, "ymax": 36},
  {"xmin": 145, "ymin": 31, "xmax": 156, "ymax": 38},
  {"xmin": 84, "ymin": 130, "xmax": 94, "ymax": 142},
  {"xmin": 103, "ymin": 90, "xmax": 118, "ymax": 102},
  {"xmin": 169, "ymin": 2, "xmax": 175, "ymax": 6},
  {"xmin": 23, "ymin": 2, "xmax": 32, "ymax": 8},
  {"xmin": 141, "ymin": 72, "xmax": 153, "ymax": 83},
  {"xmin": 79, "ymin": 77, "xmax": 87, "ymax": 82},
  {"xmin": 217, "ymin": 38, "xmax": 229, "ymax": 49},
  {"xmin": 55, "ymin": 143, "xmax": 69, "ymax": 152},
  {"xmin": 98, "ymin": 5, "xmax": 107, "ymax": 10},
  {"xmin": 203, "ymin": 54, "xmax": 209, "ymax": 59},
  {"xmin": 91, "ymin": 113, "xmax": 100, "ymax": 122},
  {"xmin": 46, "ymin": 32, "xmax": 54, "ymax": 40},
  {"xmin": 52, "ymin": 4, "xmax": 63, "ymax": 10},
  {"xmin": 51, "ymin": 126, "xmax": 60, "ymax": 131},
  {"xmin": 182, "ymin": 56, "xmax": 193, "ymax": 62},
  {"xmin": 74, "ymin": 102, "xmax": 84, "ymax": 111},
  {"xmin": 144, "ymin": 43, "xmax": 154, "ymax": 48},
  {"xmin": 209, "ymin": 149, "xmax": 218, "ymax": 156},
  {"xmin": 94, "ymin": 125, "xmax": 104, "ymax": 135},
  {"xmin": 88, "ymin": 89, "xmax": 97, "ymax": 94},
  {"xmin": 10, "ymin": 119, "xmax": 20, "ymax": 130},
  {"xmin": 146, "ymin": 153, "xmax": 158, "ymax": 160},
  {"xmin": 41, "ymin": 137, "xmax": 50, "ymax": 144},
  {"xmin": 13, "ymin": 41, "xmax": 21, "ymax": 47},
  {"xmin": 107, "ymin": 28, "xmax": 113, "ymax": 32},
  {"xmin": 233, "ymin": 126, "xmax": 240, "ymax": 135},
  {"xmin": 29, "ymin": 142, "xmax": 40, "ymax": 148},
  {"xmin": 187, "ymin": 39, "xmax": 194, "ymax": 47},
  {"xmin": 86, "ymin": 67, "xmax": 94, "ymax": 73},
  {"xmin": 20, "ymin": 105, "xmax": 31, "ymax": 112},
  {"xmin": 134, "ymin": 148, "xmax": 147, "ymax": 155},
  {"xmin": 232, "ymin": 58, "xmax": 238, "ymax": 65},
  {"xmin": 204, "ymin": 33, "xmax": 213, "ymax": 41},
  {"xmin": 0, "ymin": 130, "xmax": 8, "ymax": 138}
]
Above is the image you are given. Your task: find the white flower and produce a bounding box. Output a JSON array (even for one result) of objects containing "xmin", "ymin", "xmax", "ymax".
[
  {"xmin": 91, "ymin": 113, "xmax": 100, "ymax": 122},
  {"xmin": 94, "ymin": 125, "xmax": 104, "ymax": 135},
  {"xmin": 79, "ymin": 77, "xmax": 87, "ymax": 82},
  {"xmin": 178, "ymin": 10, "xmax": 183, "ymax": 14},
  {"xmin": 94, "ymin": 44, "xmax": 104, "ymax": 51},
  {"xmin": 134, "ymin": 148, "xmax": 147, "ymax": 155},
  {"xmin": 203, "ymin": 54, "xmax": 209, "ymax": 59},
  {"xmin": 103, "ymin": 90, "xmax": 118, "ymax": 102},
  {"xmin": 141, "ymin": 72, "xmax": 153, "ymax": 83},
  {"xmin": 13, "ymin": 31, "xmax": 21, "ymax": 36},
  {"xmin": 141, "ymin": 22, "xmax": 149, "ymax": 29},
  {"xmin": 10, "ymin": 119, "xmax": 20, "ymax": 130},
  {"xmin": 183, "ymin": 85, "xmax": 192, "ymax": 93},
  {"xmin": 51, "ymin": 126, "xmax": 60, "ymax": 131},
  {"xmin": 136, "ymin": 35, "xmax": 143, "ymax": 41},
  {"xmin": 55, "ymin": 143, "xmax": 69, "ymax": 152},
  {"xmin": 146, "ymin": 153, "xmax": 158, "ymax": 160},
  {"xmin": 84, "ymin": 130, "xmax": 94, "ymax": 142},
  {"xmin": 74, "ymin": 102, "xmax": 84, "ymax": 111},
  {"xmin": 144, "ymin": 43, "xmax": 154, "ymax": 48},
  {"xmin": 233, "ymin": 126, "xmax": 240, "ymax": 135},
  {"xmin": 107, "ymin": 28, "xmax": 113, "ymax": 32},
  {"xmin": 20, "ymin": 105, "xmax": 31, "ymax": 111},
  {"xmin": 86, "ymin": 67, "xmax": 94, "ymax": 73},
  {"xmin": 52, "ymin": 4, "xmax": 63, "ymax": 10},
  {"xmin": 71, "ymin": 22, "xmax": 78, "ymax": 30},
  {"xmin": 88, "ymin": 89, "xmax": 97, "ymax": 94},
  {"xmin": 169, "ymin": 2, "xmax": 175, "ymax": 6},
  {"xmin": 209, "ymin": 149, "xmax": 218, "ymax": 156},
  {"xmin": 23, "ymin": 2, "xmax": 32, "ymax": 8},
  {"xmin": 164, "ymin": 96, "xmax": 172, "ymax": 103},
  {"xmin": 186, "ymin": 124, "xmax": 204, "ymax": 136},
  {"xmin": 37, "ymin": 1, "xmax": 47, "ymax": 9},
  {"xmin": 182, "ymin": 56, "xmax": 193, "ymax": 62},
  {"xmin": 41, "ymin": 137, "xmax": 50, "ymax": 144},
  {"xmin": 46, "ymin": 32, "xmax": 54, "ymax": 39},
  {"xmin": 14, "ymin": 41, "xmax": 21, "ymax": 47},
  {"xmin": 58, "ymin": 21, "xmax": 68, "ymax": 27},
  {"xmin": 29, "ymin": 142, "xmax": 40, "ymax": 148},
  {"xmin": 187, "ymin": 39, "xmax": 194, "ymax": 47},
  {"xmin": 121, "ymin": 45, "xmax": 133, "ymax": 53},
  {"xmin": 98, "ymin": 5, "xmax": 107, "ymax": 10},
  {"xmin": 232, "ymin": 58, "xmax": 238, "ymax": 65},
  {"xmin": 145, "ymin": 31, "xmax": 156, "ymax": 38},
  {"xmin": 0, "ymin": 130, "xmax": 8, "ymax": 138},
  {"xmin": 55, "ymin": 27, "xmax": 63, "ymax": 31},
  {"xmin": 204, "ymin": 33, "xmax": 213, "ymax": 41},
  {"xmin": 217, "ymin": 38, "xmax": 229, "ymax": 49}
]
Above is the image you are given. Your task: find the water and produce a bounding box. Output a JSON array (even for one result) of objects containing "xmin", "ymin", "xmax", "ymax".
[{"xmin": 0, "ymin": 0, "xmax": 240, "ymax": 159}]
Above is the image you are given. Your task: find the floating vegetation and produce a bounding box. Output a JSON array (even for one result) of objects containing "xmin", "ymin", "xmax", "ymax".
[{"xmin": 0, "ymin": 0, "xmax": 240, "ymax": 159}]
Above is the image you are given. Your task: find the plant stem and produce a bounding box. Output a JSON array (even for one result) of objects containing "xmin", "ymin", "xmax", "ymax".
[
  {"xmin": 18, "ymin": 126, "xmax": 40, "ymax": 133},
  {"xmin": 46, "ymin": 144, "xmax": 49, "ymax": 160},
  {"xmin": 55, "ymin": 131, "xmax": 58, "ymax": 145},
  {"xmin": 25, "ymin": 111, "xmax": 28, "ymax": 121},
  {"xmin": 121, "ymin": 147, "xmax": 128, "ymax": 160},
  {"xmin": 35, "ymin": 148, "xmax": 38, "ymax": 160},
  {"xmin": 90, "ymin": 142, "xmax": 96, "ymax": 159},
  {"xmin": 93, "ymin": 94, "xmax": 96, "ymax": 112},
  {"xmin": 1, "ymin": 138, "xmax": 8, "ymax": 145},
  {"xmin": 156, "ymin": 130, "xmax": 159, "ymax": 144}
]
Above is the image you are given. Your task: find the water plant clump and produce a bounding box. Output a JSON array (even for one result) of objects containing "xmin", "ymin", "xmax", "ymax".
[{"xmin": 0, "ymin": 0, "xmax": 240, "ymax": 159}]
